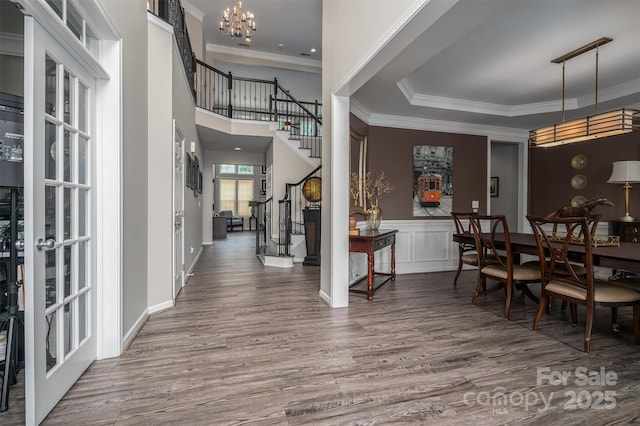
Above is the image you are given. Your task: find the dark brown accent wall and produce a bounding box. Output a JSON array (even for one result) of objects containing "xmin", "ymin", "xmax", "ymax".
[
  {"xmin": 528, "ymin": 132, "xmax": 640, "ymax": 221},
  {"xmin": 351, "ymin": 116, "xmax": 488, "ymax": 220}
]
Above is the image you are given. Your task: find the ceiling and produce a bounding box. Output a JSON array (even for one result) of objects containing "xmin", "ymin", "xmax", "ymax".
[{"xmin": 185, "ymin": 0, "xmax": 640, "ymax": 150}]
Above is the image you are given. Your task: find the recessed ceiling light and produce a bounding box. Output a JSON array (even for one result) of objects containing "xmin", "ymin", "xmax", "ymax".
[
  {"xmin": 310, "ymin": 48, "xmax": 317, "ymax": 53},
  {"xmin": 234, "ymin": 147, "xmax": 241, "ymax": 151},
  {"xmin": 278, "ymin": 43, "xmax": 284, "ymax": 48}
]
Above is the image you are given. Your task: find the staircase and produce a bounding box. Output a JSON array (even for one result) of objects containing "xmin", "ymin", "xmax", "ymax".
[{"xmin": 193, "ymin": 60, "xmax": 322, "ymax": 267}]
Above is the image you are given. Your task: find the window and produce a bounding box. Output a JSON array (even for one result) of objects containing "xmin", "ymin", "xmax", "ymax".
[
  {"xmin": 220, "ymin": 164, "xmax": 254, "ymax": 175},
  {"xmin": 220, "ymin": 179, "xmax": 254, "ymax": 217},
  {"xmin": 44, "ymin": 0, "xmax": 100, "ymax": 57},
  {"xmin": 237, "ymin": 165, "xmax": 254, "ymax": 175}
]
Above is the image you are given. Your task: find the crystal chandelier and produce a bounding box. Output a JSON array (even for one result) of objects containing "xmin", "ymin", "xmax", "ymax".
[{"xmin": 219, "ymin": 1, "xmax": 256, "ymax": 43}]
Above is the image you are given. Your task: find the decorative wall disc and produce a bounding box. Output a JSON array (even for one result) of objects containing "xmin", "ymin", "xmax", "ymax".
[
  {"xmin": 571, "ymin": 195, "xmax": 587, "ymax": 207},
  {"xmin": 302, "ymin": 176, "xmax": 322, "ymax": 202},
  {"xmin": 571, "ymin": 154, "xmax": 588, "ymax": 170},
  {"xmin": 571, "ymin": 174, "xmax": 587, "ymax": 189}
]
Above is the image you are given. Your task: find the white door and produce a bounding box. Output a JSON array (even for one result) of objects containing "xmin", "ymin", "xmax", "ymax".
[
  {"xmin": 173, "ymin": 122, "xmax": 185, "ymax": 300},
  {"xmin": 23, "ymin": 18, "xmax": 96, "ymax": 424}
]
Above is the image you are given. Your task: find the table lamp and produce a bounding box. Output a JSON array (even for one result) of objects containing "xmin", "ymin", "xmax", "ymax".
[{"xmin": 607, "ymin": 160, "xmax": 640, "ymax": 222}]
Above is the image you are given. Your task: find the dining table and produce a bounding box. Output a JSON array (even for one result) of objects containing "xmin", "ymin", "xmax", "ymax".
[{"xmin": 453, "ymin": 232, "xmax": 640, "ymax": 274}]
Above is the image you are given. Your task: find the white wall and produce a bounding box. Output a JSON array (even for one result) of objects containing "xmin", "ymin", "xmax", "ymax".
[
  {"xmin": 147, "ymin": 17, "xmax": 174, "ymax": 310},
  {"xmin": 147, "ymin": 14, "xmax": 203, "ymax": 311},
  {"xmin": 321, "ymin": 0, "xmax": 432, "ymax": 307},
  {"xmin": 172, "ymin": 35, "xmax": 203, "ymax": 282},
  {"xmin": 102, "ymin": 0, "xmax": 149, "ymax": 339}
]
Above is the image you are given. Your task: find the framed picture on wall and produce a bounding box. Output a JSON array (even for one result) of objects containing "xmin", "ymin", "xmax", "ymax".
[
  {"xmin": 186, "ymin": 154, "xmax": 193, "ymax": 188},
  {"xmin": 490, "ymin": 176, "xmax": 499, "ymax": 197}
]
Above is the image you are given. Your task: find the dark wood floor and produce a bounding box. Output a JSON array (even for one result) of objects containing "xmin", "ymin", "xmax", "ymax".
[{"xmin": 4, "ymin": 232, "xmax": 640, "ymax": 425}]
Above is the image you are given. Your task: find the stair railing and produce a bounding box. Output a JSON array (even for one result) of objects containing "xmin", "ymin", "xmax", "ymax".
[
  {"xmin": 278, "ymin": 165, "xmax": 322, "ymax": 256},
  {"xmin": 254, "ymin": 197, "xmax": 273, "ymax": 256}
]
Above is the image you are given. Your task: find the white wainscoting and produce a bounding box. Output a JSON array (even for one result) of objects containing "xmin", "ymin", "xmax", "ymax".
[{"xmin": 349, "ymin": 219, "xmax": 460, "ymax": 279}]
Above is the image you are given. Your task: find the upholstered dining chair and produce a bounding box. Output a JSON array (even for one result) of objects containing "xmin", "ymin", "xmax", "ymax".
[
  {"xmin": 451, "ymin": 212, "xmax": 478, "ymax": 288},
  {"xmin": 468, "ymin": 214, "xmax": 541, "ymax": 319},
  {"xmin": 527, "ymin": 215, "xmax": 640, "ymax": 352}
]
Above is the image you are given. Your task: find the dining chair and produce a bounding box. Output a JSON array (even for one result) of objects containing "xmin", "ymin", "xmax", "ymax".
[
  {"xmin": 527, "ymin": 215, "xmax": 640, "ymax": 352},
  {"xmin": 451, "ymin": 212, "xmax": 478, "ymax": 288},
  {"xmin": 468, "ymin": 214, "xmax": 541, "ymax": 319}
]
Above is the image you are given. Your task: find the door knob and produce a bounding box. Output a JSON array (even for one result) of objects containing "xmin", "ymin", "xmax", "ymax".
[
  {"xmin": 15, "ymin": 239, "xmax": 24, "ymax": 251},
  {"xmin": 35, "ymin": 238, "xmax": 56, "ymax": 251}
]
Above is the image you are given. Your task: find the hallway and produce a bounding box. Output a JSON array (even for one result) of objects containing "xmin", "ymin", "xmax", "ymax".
[{"xmin": 5, "ymin": 232, "xmax": 640, "ymax": 424}]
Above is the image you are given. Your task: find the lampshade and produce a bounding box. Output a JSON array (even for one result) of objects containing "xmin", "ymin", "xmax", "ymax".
[{"xmin": 607, "ymin": 160, "xmax": 640, "ymax": 184}]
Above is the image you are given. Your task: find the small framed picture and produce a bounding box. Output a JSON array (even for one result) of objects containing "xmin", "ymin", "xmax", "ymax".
[{"xmin": 490, "ymin": 176, "xmax": 499, "ymax": 197}]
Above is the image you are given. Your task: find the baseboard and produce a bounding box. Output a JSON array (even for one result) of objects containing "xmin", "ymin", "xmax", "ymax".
[
  {"xmin": 148, "ymin": 299, "xmax": 174, "ymax": 315},
  {"xmin": 318, "ymin": 289, "xmax": 331, "ymax": 306},
  {"xmin": 185, "ymin": 245, "xmax": 204, "ymax": 282},
  {"xmin": 122, "ymin": 310, "xmax": 149, "ymax": 351}
]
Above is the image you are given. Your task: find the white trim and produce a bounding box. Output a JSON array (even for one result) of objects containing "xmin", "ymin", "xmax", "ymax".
[
  {"xmin": 397, "ymin": 77, "xmax": 640, "ymax": 116},
  {"xmin": 185, "ymin": 245, "xmax": 203, "ymax": 280},
  {"xmin": 0, "ymin": 31, "xmax": 24, "ymax": 56},
  {"xmin": 205, "ymin": 43, "xmax": 321, "ymax": 73},
  {"xmin": 121, "ymin": 310, "xmax": 148, "ymax": 351},
  {"xmin": 325, "ymin": 94, "xmax": 350, "ymax": 308},
  {"xmin": 95, "ymin": 37, "xmax": 123, "ymax": 360},
  {"xmin": 351, "ymin": 98, "xmax": 528, "ymax": 142},
  {"xmin": 318, "ymin": 290, "xmax": 331, "ymax": 306},
  {"xmin": 148, "ymin": 300, "xmax": 174, "ymax": 315},
  {"xmin": 19, "ymin": 0, "xmax": 110, "ymax": 79}
]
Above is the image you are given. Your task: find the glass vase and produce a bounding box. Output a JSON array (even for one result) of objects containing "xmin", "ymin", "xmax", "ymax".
[{"xmin": 366, "ymin": 206, "xmax": 382, "ymax": 230}]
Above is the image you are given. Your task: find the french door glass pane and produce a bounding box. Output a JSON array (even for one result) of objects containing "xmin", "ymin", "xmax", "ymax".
[
  {"xmin": 78, "ymin": 189, "xmax": 87, "ymax": 236},
  {"xmin": 78, "ymin": 240, "xmax": 87, "ymax": 290},
  {"xmin": 45, "ymin": 121, "xmax": 57, "ymax": 180},
  {"xmin": 45, "ymin": 185, "xmax": 57, "ymax": 240},
  {"xmin": 78, "ymin": 84, "xmax": 87, "ymax": 132},
  {"xmin": 79, "ymin": 293, "xmax": 87, "ymax": 341},
  {"xmin": 64, "ymin": 302, "xmax": 74, "ymax": 355},
  {"xmin": 63, "ymin": 130, "xmax": 72, "ymax": 182},
  {"xmin": 63, "ymin": 70, "xmax": 71, "ymax": 124},
  {"xmin": 78, "ymin": 135, "xmax": 88, "ymax": 184},
  {"xmin": 45, "ymin": 250, "xmax": 56, "ymax": 309},
  {"xmin": 45, "ymin": 56, "xmax": 57, "ymax": 115},
  {"xmin": 64, "ymin": 187, "xmax": 72, "ymax": 239},
  {"xmin": 64, "ymin": 245, "xmax": 72, "ymax": 298},
  {"xmin": 46, "ymin": 312, "xmax": 58, "ymax": 372}
]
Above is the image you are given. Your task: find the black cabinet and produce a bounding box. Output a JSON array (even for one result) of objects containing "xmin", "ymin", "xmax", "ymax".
[{"xmin": 609, "ymin": 220, "xmax": 640, "ymax": 244}]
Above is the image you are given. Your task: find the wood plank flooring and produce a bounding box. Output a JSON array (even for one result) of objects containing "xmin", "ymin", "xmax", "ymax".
[{"xmin": 4, "ymin": 232, "xmax": 640, "ymax": 425}]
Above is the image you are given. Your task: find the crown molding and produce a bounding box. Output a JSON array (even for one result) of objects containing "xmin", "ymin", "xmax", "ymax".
[
  {"xmin": 398, "ymin": 77, "xmax": 640, "ymax": 117},
  {"xmin": 206, "ymin": 43, "xmax": 321, "ymax": 73},
  {"xmin": 0, "ymin": 32, "xmax": 24, "ymax": 56},
  {"xmin": 350, "ymin": 98, "xmax": 527, "ymax": 142}
]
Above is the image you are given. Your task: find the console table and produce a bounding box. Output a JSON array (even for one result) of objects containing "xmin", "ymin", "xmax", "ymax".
[{"xmin": 349, "ymin": 229, "xmax": 398, "ymax": 300}]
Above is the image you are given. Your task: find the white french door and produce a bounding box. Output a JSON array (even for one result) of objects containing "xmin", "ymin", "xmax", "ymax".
[
  {"xmin": 173, "ymin": 122, "xmax": 184, "ymax": 301},
  {"xmin": 23, "ymin": 17, "xmax": 96, "ymax": 425}
]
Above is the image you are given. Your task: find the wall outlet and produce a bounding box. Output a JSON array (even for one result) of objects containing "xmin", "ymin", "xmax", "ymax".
[{"xmin": 472, "ymin": 200, "xmax": 479, "ymax": 213}]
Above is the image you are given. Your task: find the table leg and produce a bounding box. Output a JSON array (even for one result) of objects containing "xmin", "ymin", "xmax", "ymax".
[
  {"xmin": 391, "ymin": 242, "xmax": 396, "ymax": 281},
  {"xmin": 367, "ymin": 252, "xmax": 374, "ymax": 300}
]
